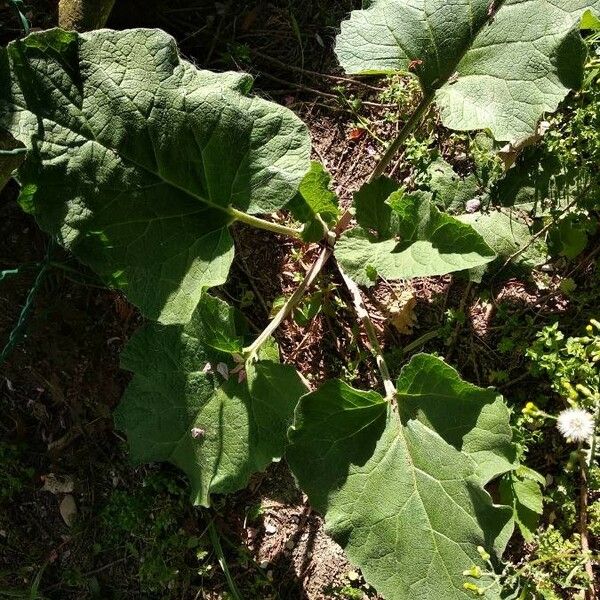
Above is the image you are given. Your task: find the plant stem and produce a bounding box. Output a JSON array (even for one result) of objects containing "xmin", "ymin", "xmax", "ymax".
[
  {"xmin": 0, "ymin": 241, "xmax": 54, "ymax": 365},
  {"xmin": 0, "ymin": 147, "xmax": 27, "ymax": 156},
  {"xmin": 589, "ymin": 398, "xmax": 599, "ymax": 470},
  {"xmin": 243, "ymin": 246, "xmax": 332, "ymax": 358},
  {"xmin": 369, "ymin": 91, "xmax": 435, "ymax": 182},
  {"xmin": 228, "ymin": 207, "xmax": 303, "ymax": 240},
  {"xmin": 207, "ymin": 518, "xmax": 244, "ymax": 600},
  {"xmin": 512, "ymin": 551, "xmax": 600, "ymax": 578},
  {"xmin": 497, "ymin": 195, "xmax": 580, "ymax": 273},
  {"xmin": 338, "ymin": 265, "xmax": 396, "ymax": 402},
  {"xmin": 578, "ymin": 445, "xmax": 597, "ymax": 600}
]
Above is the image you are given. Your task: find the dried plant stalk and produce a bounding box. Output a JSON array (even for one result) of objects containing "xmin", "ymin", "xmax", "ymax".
[{"xmin": 58, "ymin": 0, "xmax": 116, "ymax": 31}]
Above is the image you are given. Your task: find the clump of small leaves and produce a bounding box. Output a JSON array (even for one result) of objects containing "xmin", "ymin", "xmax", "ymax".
[{"xmin": 98, "ymin": 472, "xmax": 210, "ymax": 594}]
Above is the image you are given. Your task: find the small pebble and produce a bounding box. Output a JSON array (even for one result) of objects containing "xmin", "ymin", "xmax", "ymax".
[
  {"xmin": 265, "ymin": 522, "xmax": 277, "ymax": 535},
  {"xmin": 465, "ymin": 198, "xmax": 481, "ymax": 213}
]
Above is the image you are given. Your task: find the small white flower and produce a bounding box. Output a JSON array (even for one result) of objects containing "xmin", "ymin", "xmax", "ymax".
[{"xmin": 556, "ymin": 408, "xmax": 595, "ymax": 442}]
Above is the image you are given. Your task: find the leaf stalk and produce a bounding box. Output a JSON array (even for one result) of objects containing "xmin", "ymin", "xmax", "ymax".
[
  {"xmin": 207, "ymin": 518, "xmax": 244, "ymax": 600},
  {"xmin": 243, "ymin": 245, "xmax": 332, "ymax": 359},
  {"xmin": 338, "ymin": 265, "xmax": 397, "ymax": 402},
  {"xmin": 369, "ymin": 91, "xmax": 435, "ymax": 182},
  {"xmin": 228, "ymin": 207, "xmax": 304, "ymax": 239}
]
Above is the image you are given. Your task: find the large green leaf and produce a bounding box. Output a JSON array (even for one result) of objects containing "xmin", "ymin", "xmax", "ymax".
[
  {"xmin": 335, "ymin": 188, "xmax": 495, "ymax": 286},
  {"xmin": 287, "ymin": 354, "xmax": 514, "ymax": 600},
  {"xmin": 336, "ymin": 0, "xmax": 600, "ymax": 142},
  {"xmin": 115, "ymin": 295, "xmax": 308, "ymax": 507},
  {"xmin": 396, "ymin": 354, "xmax": 516, "ymax": 484},
  {"xmin": 0, "ymin": 28, "xmax": 311, "ymax": 323},
  {"xmin": 287, "ymin": 161, "xmax": 340, "ymax": 242}
]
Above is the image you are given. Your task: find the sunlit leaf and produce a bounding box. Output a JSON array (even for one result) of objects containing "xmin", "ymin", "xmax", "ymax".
[
  {"xmin": 336, "ymin": 0, "xmax": 600, "ymax": 142},
  {"xmin": 0, "ymin": 28, "xmax": 310, "ymax": 323},
  {"xmin": 335, "ymin": 187, "xmax": 495, "ymax": 285},
  {"xmin": 288, "ymin": 354, "xmax": 515, "ymax": 600}
]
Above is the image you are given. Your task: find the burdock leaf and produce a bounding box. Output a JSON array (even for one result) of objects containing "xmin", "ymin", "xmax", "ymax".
[
  {"xmin": 115, "ymin": 295, "xmax": 307, "ymax": 506},
  {"xmin": 288, "ymin": 161, "xmax": 340, "ymax": 242},
  {"xmin": 335, "ymin": 190, "xmax": 495, "ymax": 286},
  {"xmin": 0, "ymin": 28, "xmax": 310, "ymax": 323},
  {"xmin": 336, "ymin": 0, "xmax": 600, "ymax": 142}
]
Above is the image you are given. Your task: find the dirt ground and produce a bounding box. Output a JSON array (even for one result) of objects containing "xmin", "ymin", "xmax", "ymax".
[{"xmin": 1, "ymin": 1, "xmax": 599, "ymax": 599}]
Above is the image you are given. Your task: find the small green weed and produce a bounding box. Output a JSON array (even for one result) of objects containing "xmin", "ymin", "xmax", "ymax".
[
  {"xmin": 0, "ymin": 443, "xmax": 33, "ymax": 503},
  {"xmin": 96, "ymin": 472, "xmax": 211, "ymax": 594}
]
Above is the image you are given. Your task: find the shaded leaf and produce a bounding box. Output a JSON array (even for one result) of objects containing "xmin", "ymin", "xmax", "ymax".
[
  {"xmin": 191, "ymin": 293, "xmax": 247, "ymax": 355},
  {"xmin": 548, "ymin": 214, "xmax": 590, "ymax": 259},
  {"xmin": 115, "ymin": 295, "xmax": 307, "ymax": 506},
  {"xmin": 336, "ymin": 0, "xmax": 600, "ymax": 142},
  {"xmin": 0, "ymin": 28, "xmax": 310, "ymax": 323},
  {"xmin": 499, "ymin": 468, "xmax": 544, "ymax": 542},
  {"xmin": 0, "ymin": 129, "xmax": 26, "ymax": 191},
  {"xmin": 428, "ymin": 157, "xmax": 483, "ymax": 214},
  {"xmin": 353, "ymin": 175, "xmax": 400, "ymax": 238}
]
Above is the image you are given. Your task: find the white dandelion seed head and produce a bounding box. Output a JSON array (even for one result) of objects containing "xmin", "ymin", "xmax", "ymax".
[{"xmin": 556, "ymin": 408, "xmax": 595, "ymax": 443}]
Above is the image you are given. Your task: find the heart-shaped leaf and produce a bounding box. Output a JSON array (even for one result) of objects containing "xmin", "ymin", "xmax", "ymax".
[
  {"xmin": 287, "ymin": 354, "xmax": 516, "ymax": 600},
  {"xmin": 336, "ymin": 0, "xmax": 600, "ymax": 142},
  {"xmin": 0, "ymin": 28, "xmax": 311, "ymax": 323},
  {"xmin": 115, "ymin": 295, "xmax": 308, "ymax": 507}
]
